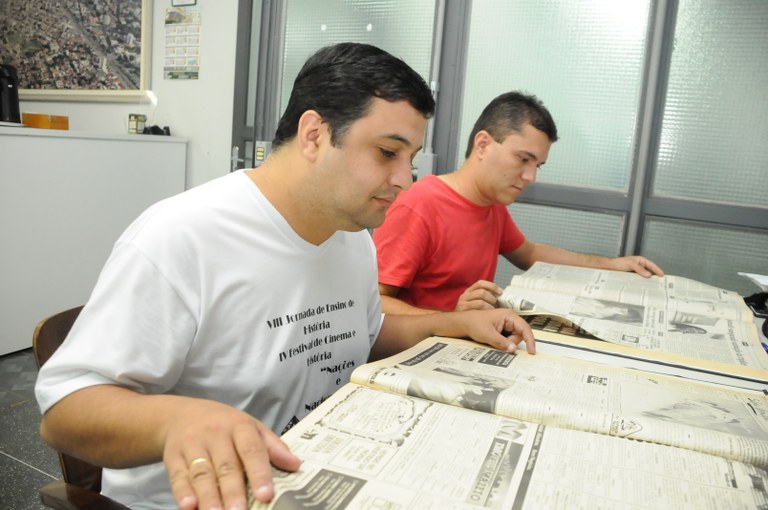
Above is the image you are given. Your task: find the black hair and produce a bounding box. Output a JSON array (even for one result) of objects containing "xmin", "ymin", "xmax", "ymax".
[
  {"xmin": 465, "ymin": 91, "xmax": 558, "ymax": 159},
  {"xmin": 272, "ymin": 42, "xmax": 435, "ymax": 150}
]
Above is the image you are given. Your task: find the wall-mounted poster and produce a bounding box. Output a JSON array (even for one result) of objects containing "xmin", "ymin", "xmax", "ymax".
[{"xmin": 0, "ymin": 0, "xmax": 151, "ymax": 102}]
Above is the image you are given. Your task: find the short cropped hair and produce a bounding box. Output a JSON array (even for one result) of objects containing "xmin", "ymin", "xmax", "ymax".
[
  {"xmin": 272, "ymin": 42, "xmax": 435, "ymax": 150},
  {"xmin": 465, "ymin": 91, "xmax": 558, "ymax": 159}
]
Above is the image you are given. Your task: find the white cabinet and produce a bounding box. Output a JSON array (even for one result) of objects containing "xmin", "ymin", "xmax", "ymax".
[{"xmin": 0, "ymin": 127, "xmax": 187, "ymax": 356}]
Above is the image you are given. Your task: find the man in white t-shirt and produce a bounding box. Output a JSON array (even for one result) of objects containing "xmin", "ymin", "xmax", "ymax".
[{"xmin": 35, "ymin": 43, "xmax": 536, "ymax": 510}]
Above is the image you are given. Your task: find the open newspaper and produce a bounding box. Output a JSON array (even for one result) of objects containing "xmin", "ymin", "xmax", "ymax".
[
  {"xmin": 251, "ymin": 336, "xmax": 768, "ymax": 510},
  {"xmin": 497, "ymin": 262, "xmax": 768, "ymax": 383}
]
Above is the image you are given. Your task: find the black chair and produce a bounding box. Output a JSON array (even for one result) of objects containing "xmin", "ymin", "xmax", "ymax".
[{"xmin": 33, "ymin": 305, "xmax": 130, "ymax": 510}]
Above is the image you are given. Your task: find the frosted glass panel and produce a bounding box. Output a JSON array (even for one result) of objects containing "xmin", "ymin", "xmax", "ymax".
[
  {"xmin": 281, "ymin": 0, "xmax": 436, "ymax": 114},
  {"xmin": 654, "ymin": 1, "xmax": 768, "ymax": 208},
  {"xmin": 642, "ymin": 219, "xmax": 768, "ymax": 296},
  {"xmin": 463, "ymin": 0, "xmax": 650, "ymax": 191},
  {"xmin": 495, "ymin": 203, "xmax": 625, "ymax": 287}
]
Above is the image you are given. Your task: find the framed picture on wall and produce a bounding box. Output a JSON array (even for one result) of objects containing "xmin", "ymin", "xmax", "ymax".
[{"xmin": 0, "ymin": 0, "xmax": 152, "ymax": 103}]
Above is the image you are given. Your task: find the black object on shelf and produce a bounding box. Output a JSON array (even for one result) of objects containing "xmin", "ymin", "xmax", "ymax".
[
  {"xmin": 0, "ymin": 64, "xmax": 21, "ymax": 124},
  {"xmin": 143, "ymin": 125, "xmax": 171, "ymax": 136}
]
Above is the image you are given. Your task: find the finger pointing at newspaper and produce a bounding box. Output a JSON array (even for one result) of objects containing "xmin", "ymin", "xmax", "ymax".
[
  {"xmin": 433, "ymin": 309, "xmax": 536, "ymax": 356},
  {"xmin": 499, "ymin": 311, "xmax": 536, "ymax": 355}
]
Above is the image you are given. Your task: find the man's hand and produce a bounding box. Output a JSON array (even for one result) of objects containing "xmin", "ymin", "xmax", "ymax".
[
  {"xmin": 40, "ymin": 386, "xmax": 303, "ymax": 510},
  {"xmin": 455, "ymin": 280, "xmax": 504, "ymax": 312},
  {"xmin": 609, "ymin": 256, "xmax": 664, "ymax": 278},
  {"xmin": 164, "ymin": 400, "xmax": 302, "ymax": 510},
  {"xmin": 374, "ymin": 308, "xmax": 536, "ymax": 361},
  {"xmin": 455, "ymin": 308, "xmax": 536, "ymax": 355}
]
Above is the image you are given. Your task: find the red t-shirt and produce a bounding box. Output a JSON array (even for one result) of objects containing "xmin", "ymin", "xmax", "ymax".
[{"xmin": 373, "ymin": 176, "xmax": 525, "ymax": 311}]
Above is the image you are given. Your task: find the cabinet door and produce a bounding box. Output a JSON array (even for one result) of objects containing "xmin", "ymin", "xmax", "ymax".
[{"xmin": 0, "ymin": 130, "xmax": 186, "ymax": 355}]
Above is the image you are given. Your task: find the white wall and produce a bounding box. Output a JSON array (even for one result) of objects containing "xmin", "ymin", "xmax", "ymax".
[{"xmin": 18, "ymin": 0, "xmax": 238, "ymax": 188}]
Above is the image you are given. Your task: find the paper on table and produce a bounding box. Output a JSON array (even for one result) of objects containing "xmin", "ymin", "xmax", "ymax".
[{"xmin": 739, "ymin": 272, "xmax": 768, "ymax": 292}]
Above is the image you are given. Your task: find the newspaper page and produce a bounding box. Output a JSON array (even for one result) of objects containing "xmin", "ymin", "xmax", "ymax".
[
  {"xmin": 251, "ymin": 383, "xmax": 768, "ymax": 510},
  {"xmin": 497, "ymin": 262, "xmax": 768, "ymax": 375},
  {"xmin": 739, "ymin": 272, "xmax": 768, "ymax": 293},
  {"xmin": 351, "ymin": 337, "xmax": 768, "ymax": 468}
]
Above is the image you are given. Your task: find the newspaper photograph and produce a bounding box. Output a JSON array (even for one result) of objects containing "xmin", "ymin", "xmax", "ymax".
[
  {"xmin": 351, "ymin": 337, "xmax": 768, "ymax": 468},
  {"xmin": 251, "ymin": 383, "xmax": 768, "ymax": 510},
  {"xmin": 497, "ymin": 263, "xmax": 768, "ymax": 373}
]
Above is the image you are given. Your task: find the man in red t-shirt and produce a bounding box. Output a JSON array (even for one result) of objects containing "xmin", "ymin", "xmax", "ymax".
[{"xmin": 373, "ymin": 91, "xmax": 664, "ymax": 315}]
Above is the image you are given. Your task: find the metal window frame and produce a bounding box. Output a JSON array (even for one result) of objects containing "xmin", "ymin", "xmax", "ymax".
[{"xmin": 231, "ymin": 0, "xmax": 287, "ymax": 171}]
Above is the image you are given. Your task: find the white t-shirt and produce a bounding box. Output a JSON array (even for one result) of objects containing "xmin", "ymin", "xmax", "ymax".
[{"xmin": 35, "ymin": 170, "xmax": 383, "ymax": 509}]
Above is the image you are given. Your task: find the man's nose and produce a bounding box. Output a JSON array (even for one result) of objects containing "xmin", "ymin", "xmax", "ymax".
[
  {"xmin": 390, "ymin": 159, "xmax": 414, "ymax": 190},
  {"xmin": 522, "ymin": 165, "xmax": 538, "ymax": 183}
]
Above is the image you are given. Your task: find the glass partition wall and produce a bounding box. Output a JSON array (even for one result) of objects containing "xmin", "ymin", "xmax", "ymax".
[
  {"xmin": 280, "ymin": 0, "xmax": 437, "ymax": 117},
  {"xmin": 461, "ymin": 0, "xmax": 652, "ymax": 287},
  {"xmin": 641, "ymin": 0, "xmax": 768, "ymax": 293},
  {"xmin": 233, "ymin": 0, "xmax": 768, "ymax": 296}
]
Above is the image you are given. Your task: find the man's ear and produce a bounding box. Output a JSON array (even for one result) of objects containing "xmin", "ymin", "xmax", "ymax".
[
  {"xmin": 473, "ymin": 130, "xmax": 493, "ymax": 159},
  {"xmin": 297, "ymin": 110, "xmax": 327, "ymax": 162}
]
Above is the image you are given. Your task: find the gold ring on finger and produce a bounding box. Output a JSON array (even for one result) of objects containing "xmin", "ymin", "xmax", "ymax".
[{"xmin": 189, "ymin": 457, "xmax": 210, "ymax": 470}]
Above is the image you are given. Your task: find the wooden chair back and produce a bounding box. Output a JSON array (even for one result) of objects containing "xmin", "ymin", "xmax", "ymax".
[{"xmin": 32, "ymin": 305, "xmax": 102, "ymax": 492}]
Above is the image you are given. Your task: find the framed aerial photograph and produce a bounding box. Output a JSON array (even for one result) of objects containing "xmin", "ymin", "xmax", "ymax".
[{"xmin": 0, "ymin": 0, "xmax": 151, "ymax": 102}]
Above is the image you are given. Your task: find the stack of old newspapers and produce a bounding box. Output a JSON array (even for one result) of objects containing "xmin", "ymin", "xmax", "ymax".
[{"xmin": 248, "ymin": 264, "xmax": 768, "ymax": 510}]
